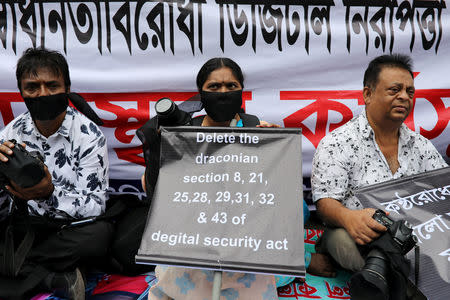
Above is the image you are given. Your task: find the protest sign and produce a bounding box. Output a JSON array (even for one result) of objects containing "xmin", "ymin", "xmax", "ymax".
[
  {"xmin": 355, "ymin": 166, "xmax": 450, "ymax": 300},
  {"xmin": 136, "ymin": 126, "xmax": 305, "ymax": 277}
]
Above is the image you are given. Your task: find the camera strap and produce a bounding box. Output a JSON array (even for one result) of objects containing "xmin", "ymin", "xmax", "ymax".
[
  {"xmin": 68, "ymin": 93, "xmax": 104, "ymax": 126},
  {"xmin": 414, "ymin": 245, "xmax": 420, "ymax": 286},
  {"xmin": 1, "ymin": 199, "xmax": 35, "ymax": 277}
]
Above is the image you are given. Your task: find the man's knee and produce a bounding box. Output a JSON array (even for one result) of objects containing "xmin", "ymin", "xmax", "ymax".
[
  {"xmin": 319, "ymin": 228, "xmax": 365, "ymax": 271},
  {"xmin": 78, "ymin": 221, "xmax": 114, "ymax": 256},
  {"xmin": 58, "ymin": 220, "xmax": 114, "ymax": 258}
]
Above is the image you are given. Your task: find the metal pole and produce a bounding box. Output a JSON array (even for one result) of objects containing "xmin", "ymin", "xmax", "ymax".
[{"xmin": 211, "ymin": 271, "xmax": 222, "ymax": 300}]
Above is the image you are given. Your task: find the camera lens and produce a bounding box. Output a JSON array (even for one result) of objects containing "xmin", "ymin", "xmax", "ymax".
[
  {"xmin": 155, "ymin": 98, "xmax": 175, "ymax": 116},
  {"xmin": 154, "ymin": 97, "xmax": 191, "ymax": 126},
  {"xmin": 350, "ymin": 249, "xmax": 389, "ymax": 300}
]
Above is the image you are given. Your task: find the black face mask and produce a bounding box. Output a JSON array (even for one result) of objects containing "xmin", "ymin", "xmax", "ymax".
[
  {"xmin": 23, "ymin": 93, "xmax": 69, "ymax": 121},
  {"xmin": 200, "ymin": 90, "xmax": 243, "ymax": 122}
]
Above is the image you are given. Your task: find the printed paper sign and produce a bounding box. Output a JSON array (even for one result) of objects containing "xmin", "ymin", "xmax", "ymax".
[{"xmin": 137, "ymin": 126, "xmax": 305, "ymax": 276}]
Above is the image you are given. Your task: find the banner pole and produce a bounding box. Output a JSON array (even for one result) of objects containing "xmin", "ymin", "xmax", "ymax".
[{"xmin": 212, "ymin": 271, "xmax": 222, "ymax": 300}]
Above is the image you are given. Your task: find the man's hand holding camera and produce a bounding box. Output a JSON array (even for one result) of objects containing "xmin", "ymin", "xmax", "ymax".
[
  {"xmin": 7, "ymin": 165, "xmax": 54, "ymax": 200},
  {"xmin": 0, "ymin": 140, "xmax": 17, "ymax": 162},
  {"xmin": 342, "ymin": 208, "xmax": 388, "ymax": 245},
  {"xmin": 0, "ymin": 140, "xmax": 54, "ymax": 200}
]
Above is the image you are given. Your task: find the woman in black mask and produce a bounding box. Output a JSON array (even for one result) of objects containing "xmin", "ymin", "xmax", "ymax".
[
  {"xmin": 146, "ymin": 58, "xmax": 335, "ymax": 299},
  {"xmin": 147, "ymin": 58, "xmax": 282, "ymax": 300},
  {"xmin": 192, "ymin": 57, "xmax": 263, "ymax": 128}
]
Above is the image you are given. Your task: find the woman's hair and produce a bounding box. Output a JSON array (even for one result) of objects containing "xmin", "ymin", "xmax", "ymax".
[{"xmin": 196, "ymin": 57, "xmax": 244, "ymax": 91}]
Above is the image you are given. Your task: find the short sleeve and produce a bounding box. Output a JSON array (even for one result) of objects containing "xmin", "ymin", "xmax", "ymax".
[{"xmin": 311, "ymin": 136, "xmax": 351, "ymax": 203}]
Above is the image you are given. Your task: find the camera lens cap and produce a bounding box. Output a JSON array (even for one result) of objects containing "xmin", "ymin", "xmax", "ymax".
[{"xmin": 155, "ymin": 98, "xmax": 175, "ymax": 116}]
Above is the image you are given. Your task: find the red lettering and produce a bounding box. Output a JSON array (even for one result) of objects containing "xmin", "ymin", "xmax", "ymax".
[
  {"xmin": 295, "ymin": 281, "xmax": 321, "ymax": 298},
  {"xmin": 115, "ymin": 145, "xmax": 145, "ymax": 166},
  {"xmin": 0, "ymin": 93, "xmax": 24, "ymax": 126},
  {"xmin": 405, "ymin": 89, "xmax": 450, "ymax": 140},
  {"xmin": 281, "ymin": 87, "xmax": 450, "ymax": 150},
  {"xmin": 305, "ymin": 229, "xmax": 324, "ymax": 244},
  {"xmin": 82, "ymin": 92, "xmax": 200, "ymax": 144},
  {"xmin": 241, "ymin": 91, "xmax": 252, "ymax": 110},
  {"xmin": 316, "ymin": 230, "xmax": 323, "ymax": 238},
  {"xmin": 82, "ymin": 92, "xmax": 198, "ymax": 166},
  {"xmin": 281, "ymin": 91, "xmax": 361, "ymax": 148},
  {"xmin": 83, "ymin": 92, "xmax": 252, "ymax": 165},
  {"xmin": 0, "ymin": 92, "xmax": 254, "ymax": 166},
  {"xmin": 305, "ymin": 229, "xmax": 318, "ymax": 244},
  {"xmin": 325, "ymin": 281, "xmax": 351, "ymax": 299},
  {"xmin": 277, "ymin": 284, "xmax": 294, "ymax": 297}
]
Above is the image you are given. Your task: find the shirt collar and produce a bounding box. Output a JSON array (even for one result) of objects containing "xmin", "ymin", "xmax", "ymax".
[
  {"xmin": 358, "ymin": 110, "xmax": 373, "ymax": 139},
  {"xmin": 358, "ymin": 109, "xmax": 414, "ymax": 144},
  {"xmin": 399, "ymin": 122, "xmax": 414, "ymax": 145}
]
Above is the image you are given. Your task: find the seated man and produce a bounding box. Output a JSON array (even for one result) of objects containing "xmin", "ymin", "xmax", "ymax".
[
  {"xmin": 311, "ymin": 54, "xmax": 448, "ymax": 272},
  {"xmin": 0, "ymin": 48, "xmax": 112, "ymax": 300}
]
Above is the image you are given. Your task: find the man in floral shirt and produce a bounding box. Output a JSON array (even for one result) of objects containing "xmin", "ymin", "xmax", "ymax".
[
  {"xmin": 311, "ymin": 54, "xmax": 447, "ymax": 272},
  {"xmin": 0, "ymin": 48, "xmax": 112, "ymax": 299}
]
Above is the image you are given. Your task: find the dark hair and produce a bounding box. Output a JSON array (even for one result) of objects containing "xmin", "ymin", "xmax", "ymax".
[
  {"xmin": 363, "ymin": 54, "xmax": 413, "ymax": 90},
  {"xmin": 196, "ymin": 57, "xmax": 244, "ymax": 91},
  {"xmin": 16, "ymin": 47, "xmax": 71, "ymax": 92}
]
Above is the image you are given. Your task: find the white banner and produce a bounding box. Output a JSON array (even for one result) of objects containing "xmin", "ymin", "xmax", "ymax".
[{"xmin": 0, "ymin": 0, "xmax": 449, "ymax": 192}]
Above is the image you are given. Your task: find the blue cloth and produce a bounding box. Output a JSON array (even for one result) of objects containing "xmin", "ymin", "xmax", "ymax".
[{"xmin": 304, "ymin": 200, "xmax": 310, "ymax": 223}]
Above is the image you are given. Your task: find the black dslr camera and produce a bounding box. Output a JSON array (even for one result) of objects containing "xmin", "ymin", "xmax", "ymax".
[
  {"xmin": 136, "ymin": 97, "xmax": 201, "ymax": 202},
  {"xmin": 0, "ymin": 140, "xmax": 46, "ymax": 189},
  {"xmin": 350, "ymin": 210, "xmax": 418, "ymax": 300},
  {"xmin": 372, "ymin": 209, "xmax": 417, "ymax": 255}
]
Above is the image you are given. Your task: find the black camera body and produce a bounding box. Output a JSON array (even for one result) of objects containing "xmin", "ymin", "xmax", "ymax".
[
  {"xmin": 372, "ymin": 209, "xmax": 417, "ymax": 255},
  {"xmin": 350, "ymin": 210, "xmax": 418, "ymax": 300},
  {"xmin": 0, "ymin": 140, "xmax": 46, "ymax": 189},
  {"xmin": 136, "ymin": 98, "xmax": 199, "ymax": 202}
]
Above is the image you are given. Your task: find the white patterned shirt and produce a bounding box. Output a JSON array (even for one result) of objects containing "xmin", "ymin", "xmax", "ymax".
[
  {"xmin": 0, "ymin": 107, "xmax": 109, "ymax": 220},
  {"xmin": 311, "ymin": 110, "xmax": 447, "ymax": 210}
]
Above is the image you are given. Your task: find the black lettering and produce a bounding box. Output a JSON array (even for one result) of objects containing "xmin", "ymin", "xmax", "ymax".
[
  {"xmin": 259, "ymin": 5, "xmax": 283, "ymax": 51},
  {"xmin": 0, "ymin": 2, "xmax": 9, "ymax": 50},
  {"xmin": 414, "ymin": 0, "xmax": 446, "ymax": 53},
  {"xmin": 310, "ymin": 6, "xmax": 332, "ymax": 52},
  {"xmin": 67, "ymin": 2, "xmax": 94, "ymax": 45},
  {"xmin": 47, "ymin": 2, "xmax": 68, "ymax": 53},
  {"xmin": 135, "ymin": 0, "xmax": 149, "ymax": 50},
  {"xmin": 369, "ymin": 6, "xmax": 387, "ymax": 51},
  {"xmin": 94, "ymin": 1, "xmax": 103, "ymax": 54},
  {"xmin": 395, "ymin": 0, "xmax": 415, "ymax": 52},
  {"xmin": 105, "ymin": 0, "xmax": 112, "ymax": 52},
  {"xmin": 344, "ymin": 0, "xmax": 369, "ymax": 53},
  {"xmin": 285, "ymin": 5, "xmax": 300, "ymax": 46},
  {"xmin": 227, "ymin": 4, "xmax": 250, "ymax": 47},
  {"xmin": 113, "ymin": 0, "xmax": 132, "ymax": 54},
  {"xmin": 19, "ymin": 0, "xmax": 38, "ymax": 48}
]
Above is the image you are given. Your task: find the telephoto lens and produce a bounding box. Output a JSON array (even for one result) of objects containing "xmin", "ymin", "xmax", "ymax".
[
  {"xmin": 155, "ymin": 98, "xmax": 176, "ymax": 116},
  {"xmin": 349, "ymin": 248, "xmax": 390, "ymax": 300},
  {"xmin": 155, "ymin": 98, "xmax": 192, "ymax": 126}
]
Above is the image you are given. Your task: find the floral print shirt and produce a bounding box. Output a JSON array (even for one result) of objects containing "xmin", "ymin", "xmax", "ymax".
[
  {"xmin": 311, "ymin": 110, "xmax": 447, "ymax": 210},
  {"xmin": 0, "ymin": 107, "xmax": 108, "ymax": 220}
]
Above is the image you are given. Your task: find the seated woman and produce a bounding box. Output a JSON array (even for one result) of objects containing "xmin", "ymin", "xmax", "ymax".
[{"xmin": 146, "ymin": 58, "xmax": 333, "ymax": 300}]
